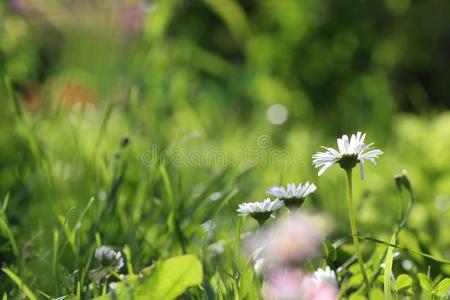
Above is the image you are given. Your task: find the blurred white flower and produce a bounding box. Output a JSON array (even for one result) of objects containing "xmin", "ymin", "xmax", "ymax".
[
  {"xmin": 313, "ymin": 266, "xmax": 337, "ymax": 287},
  {"xmin": 245, "ymin": 212, "xmax": 327, "ymax": 265},
  {"xmin": 249, "ymin": 246, "xmax": 270, "ymax": 274},
  {"xmin": 207, "ymin": 241, "xmax": 225, "ymax": 256},
  {"xmin": 253, "ymin": 257, "xmax": 265, "ymax": 274},
  {"xmin": 237, "ymin": 198, "xmax": 284, "ymax": 225},
  {"xmin": 98, "ymin": 190, "xmax": 107, "ymax": 201},
  {"xmin": 109, "ymin": 281, "xmax": 118, "ymax": 290},
  {"xmin": 210, "ymin": 191, "xmax": 223, "ymax": 201},
  {"xmin": 95, "ymin": 246, "xmax": 124, "ymax": 270},
  {"xmin": 312, "ymin": 131, "xmax": 382, "ymax": 179},
  {"xmin": 267, "ymin": 182, "xmax": 317, "ymax": 209},
  {"xmin": 201, "ymin": 219, "xmax": 216, "ymax": 234}
]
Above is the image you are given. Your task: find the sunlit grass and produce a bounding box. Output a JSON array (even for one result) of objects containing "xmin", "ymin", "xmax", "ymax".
[{"xmin": 1, "ymin": 0, "xmax": 450, "ymax": 298}]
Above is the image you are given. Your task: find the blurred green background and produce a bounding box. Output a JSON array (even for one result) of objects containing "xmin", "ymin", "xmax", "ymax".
[{"xmin": 1, "ymin": 0, "xmax": 450, "ymax": 298}]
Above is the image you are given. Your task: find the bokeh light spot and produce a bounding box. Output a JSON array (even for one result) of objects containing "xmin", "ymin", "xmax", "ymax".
[{"xmin": 266, "ymin": 104, "xmax": 288, "ymax": 125}]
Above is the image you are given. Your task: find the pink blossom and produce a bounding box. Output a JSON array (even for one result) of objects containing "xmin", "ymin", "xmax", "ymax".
[
  {"xmin": 262, "ymin": 268, "xmax": 305, "ymax": 300},
  {"xmin": 262, "ymin": 268, "xmax": 338, "ymax": 300},
  {"xmin": 306, "ymin": 281, "xmax": 338, "ymax": 300},
  {"xmin": 245, "ymin": 212, "xmax": 328, "ymax": 266}
]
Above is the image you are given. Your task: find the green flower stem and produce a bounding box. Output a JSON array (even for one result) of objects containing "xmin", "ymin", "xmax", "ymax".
[
  {"xmin": 345, "ymin": 169, "xmax": 371, "ymax": 293},
  {"xmin": 257, "ymin": 219, "xmax": 266, "ymax": 228},
  {"xmin": 253, "ymin": 212, "xmax": 272, "ymax": 228}
]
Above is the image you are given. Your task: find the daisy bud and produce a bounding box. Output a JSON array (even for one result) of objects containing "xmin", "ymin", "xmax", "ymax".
[{"xmin": 395, "ymin": 172, "xmax": 412, "ymax": 193}]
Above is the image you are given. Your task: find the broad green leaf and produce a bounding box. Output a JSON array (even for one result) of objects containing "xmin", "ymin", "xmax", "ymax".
[
  {"xmin": 418, "ymin": 273, "xmax": 433, "ymax": 293},
  {"xmin": 369, "ymin": 288, "xmax": 384, "ymax": 300},
  {"xmin": 135, "ymin": 255, "xmax": 203, "ymax": 300},
  {"xmin": 347, "ymin": 273, "xmax": 364, "ymax": 289},
  {"xmin": 2, "ymin": 268, "xmax": 37, "ymax": 300},
  {"xmin": 348, "ymin": 294, "xmax": 366, "ymax": 300},
  {"xmin": 108, "ymin": 274, "xmax": 142, "ymax": 300},
  {"xmin": 95, "ymin": 255, "xmax": 203, "ymax": 300},
  {"xmin": 433, "ymin": 278, "xmax": 450, "ymax": 297},
  {"xmin": 348, "ymin": 262, "xmax": 361, "ymax": 274},
  {"xmin": 396, "ymin": 274, "xmax": 413, "ymax": 291}
]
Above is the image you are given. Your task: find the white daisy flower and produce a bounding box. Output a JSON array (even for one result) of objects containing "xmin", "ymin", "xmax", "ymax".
[
  {"xmin": 237, "ymin": 198, "xmax": 284, "ymax": 226},
  {"xmin": 267, "ymin": 182, "xmax": 317, "ymax": 209},
  {"xmin": 95, "ymin": 246, "xmax": 124, "ymax": 270},
  {"xmin": 313, "ymin": 266, "xmax": 338, "ymax": 287},
  {"xmin": 312, "ymin": 131, "xmax": 383, "ymax": 179}
]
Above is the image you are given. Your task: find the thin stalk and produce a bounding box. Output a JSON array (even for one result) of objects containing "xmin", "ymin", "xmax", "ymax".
[
  {"xmin": 257, "ymin": 219, "xmax": 266, "ymax": 228},
  {"xmin": 345, "ymin": 169, "xmax": 371, "ymax": 293}
]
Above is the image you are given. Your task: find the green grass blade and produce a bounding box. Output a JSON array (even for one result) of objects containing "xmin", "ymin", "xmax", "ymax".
[
  {"xmin": 358, "ymin": 234, "xmax": 450, "ymax": 264},
  {"xmin": 2, "ymin": 268, "xmax": 38, "ymax": 300},
  {"xmin": 92, "ymin": 103, "xmax": 114, "ymax": 158},
  {"xmin": 383, "ymin": 233, "xmax": 396, "ymax": 299},
  {"xmin": 52, "ymin": 230, "xmax": 59, "ymax": 295},
  {"xmin": 3, "ymin": 76, "xmax": 23, "ymax": 119},
  {"xmin": 1, "ymin": 193, "xmax": 10, "ymax": 213},
  {"xmin": 159, "ymin": 164, "xmax": 175, "ymax": 209},
  {"xmin": 0, "ymin": 217, "xmax": 19, "ymax": 257}
]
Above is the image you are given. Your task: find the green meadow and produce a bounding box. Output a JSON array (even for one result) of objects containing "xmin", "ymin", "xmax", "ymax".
[{"xmin": 1, "ymin": 1, "xmax": 449, "ymax": 299}]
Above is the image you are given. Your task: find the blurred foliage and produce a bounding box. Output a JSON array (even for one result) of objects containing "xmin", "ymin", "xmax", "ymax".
[{"xmin": 0, "ymin": 0, "xmax": 450, "ymax": 298}]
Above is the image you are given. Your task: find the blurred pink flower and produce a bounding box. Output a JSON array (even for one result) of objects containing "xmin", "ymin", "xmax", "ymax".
[
  {"xmin": 245, "ymin": 212, "xmax": 328, "ymax": 266},
  {"xmin": 307, "ymin": 282, "xmax": 338, "ymax": 300},
  {"xmin": 7, "ymin": 0, "xmax": 39, "ymax": 15},
  {"xmin": 262, "ymin": 268, "xmax": 338, "ymax": 300},
  {"xmin": 262, "ymin": 268, "xmax": 304, "ymax": 300},
  {"xmin": 119, "ymin": 2, "xmax": 149, "ymax": 37},
  {"xmin": 7, "ymin": 0, "xmax": 151, "ymax": 40}
]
